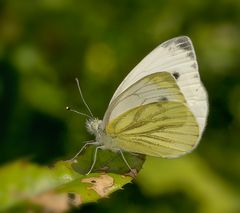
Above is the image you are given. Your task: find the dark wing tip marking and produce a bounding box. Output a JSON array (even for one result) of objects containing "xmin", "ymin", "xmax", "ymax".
[
  {"xmin": 178, "ymin": 43, "xmax": 192, "ymax": 51},
  {"xmin": 191, "ymin": 63, "xmax": 197, "ymax": 69},
  {"xmin": 161, "ymin": 39, "xmax": 172, "ymax": 48},
  {"xmin": 174, "ymin": 37, "xmax": 193, "ymax": 51},
  {"xmin": 187, "ymin": 51, "xmax": 195, "ymax": 59},
  {"xmin": 174, "ymin": 36, "xmax": 189, "ymax": 44},
  {"xmin": 161, "ymin": 36, "xmax": 189, "ymax": 48}
]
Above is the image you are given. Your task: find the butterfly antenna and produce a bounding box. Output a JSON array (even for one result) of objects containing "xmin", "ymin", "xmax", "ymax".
[
  {"xmin": 66, "ymin": 106, "xmax": 92, "ymax": 119},
  {"xmin": 75, "ymin": 78, "xmax": 93, "ymax": 117}
]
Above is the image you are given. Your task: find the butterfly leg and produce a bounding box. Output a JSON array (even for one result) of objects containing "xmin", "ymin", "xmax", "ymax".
[
  {"xmin": 85, "ymin": 145, "xmax": 104, "ymax": 175},
  {"xmin": 119, "ymin": 150, "xmax": 133, "ymax": 172},
  {"xmin": 70, "ymin": 140, "xmax": 97, "ymax": 161}
]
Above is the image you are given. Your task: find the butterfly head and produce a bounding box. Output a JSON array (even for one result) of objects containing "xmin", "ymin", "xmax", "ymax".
[{"xmin": 86, "ymin": 118, "xmax": 103, "ymax": 136}]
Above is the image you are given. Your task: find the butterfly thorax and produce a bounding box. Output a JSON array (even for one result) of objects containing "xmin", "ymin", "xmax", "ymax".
[{"xmin": 86, "ymin": 117, "xmax": 118, "ymax": 151}]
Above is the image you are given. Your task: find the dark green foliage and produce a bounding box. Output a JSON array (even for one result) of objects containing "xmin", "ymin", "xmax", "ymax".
[{"xmin": 0, "ymin": 0, "xmax": 240, "ymax": 212}]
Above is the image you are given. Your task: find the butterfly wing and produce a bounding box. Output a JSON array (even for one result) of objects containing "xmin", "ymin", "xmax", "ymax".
[
  {"xmin": 106, "ymin": 101, "xmax": 199, "ymax": 158},
  {"xmin": 104, "ymin": 72, "xmax": 200, "ymax": 157},
  {"xmin": 103, "ymin": 72, "xmax": 186, "ymax": 126},
  {"xmin": 107, "ymin": 36, "xmax": 208, "ymax": 134}
]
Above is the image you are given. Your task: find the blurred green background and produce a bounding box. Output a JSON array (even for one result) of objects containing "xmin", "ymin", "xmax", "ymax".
[{"xmin": 0, "ymin": 0, "xmax": 240, "ymax": 212}]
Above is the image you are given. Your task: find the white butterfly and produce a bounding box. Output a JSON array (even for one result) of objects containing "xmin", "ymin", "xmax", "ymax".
[{"xmin": 68, "ymin": 36, "xmax": 208, "ymax": 175}]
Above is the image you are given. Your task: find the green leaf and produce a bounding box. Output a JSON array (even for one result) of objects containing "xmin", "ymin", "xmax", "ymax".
[{"xmin": 0, "ymin": 147, "xmax": 145, "ymax": 212}]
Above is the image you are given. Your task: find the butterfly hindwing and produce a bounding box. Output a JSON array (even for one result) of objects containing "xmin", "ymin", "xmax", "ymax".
[
  {"xmin": 106, "ymin": 101, "xmax": 199, "ymax": 158},
  {"xmin": 104, "ymin": 71, "xmax": 201, "ymax": 157}
]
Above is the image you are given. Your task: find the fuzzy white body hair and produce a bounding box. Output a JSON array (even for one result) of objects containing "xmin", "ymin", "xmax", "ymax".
[{"xmin": 86, "ymin": 118, "xmax": 118, "ymax": 151}]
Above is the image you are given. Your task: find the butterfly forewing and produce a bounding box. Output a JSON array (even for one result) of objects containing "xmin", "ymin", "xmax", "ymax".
[
  {"xmin": 108, "ymin": 36, "xmax": 208, "ymax": 134},
  {"xmin": 106, "ymin": 101, "xmax": 199, "ymax": 158}
]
